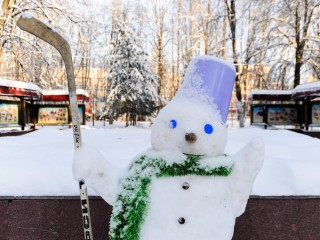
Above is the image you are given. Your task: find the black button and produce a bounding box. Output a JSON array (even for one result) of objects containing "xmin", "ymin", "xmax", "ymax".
[
  {"xmin": 182, "ymin": 182, "xmax": 189, "ymax": 190},
  {"xmin": 178, "ymin": 217, "xmax": 185, "ymax": 224}
]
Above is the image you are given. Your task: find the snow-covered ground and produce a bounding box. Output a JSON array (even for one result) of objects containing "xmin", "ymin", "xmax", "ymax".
[{"xmin": 0, "ymin": 121, "xmax": 320, "ymax": 197}]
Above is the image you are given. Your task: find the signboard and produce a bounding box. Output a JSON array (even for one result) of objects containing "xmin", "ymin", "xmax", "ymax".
[
  {"xmin": 311, "ymin": 103, "xmax": 320, "ymax": 124},
  {"xmin": 0, "ymin": 103, "xmax": 19, "ymax": 125},
  {"xmin": 78, "ymin": 105, "xmax": 84, "ymax": 125},
  {"xmin": 267, "ymin": 107, "xmax": 297, "ymax": 124},
  {"xmin": 252, "ymin": 106, "xmax": 264, "ymax": 123},
  {"xmin": 38, "ymin": 107, "xmax": 68, "ymax": 125}
]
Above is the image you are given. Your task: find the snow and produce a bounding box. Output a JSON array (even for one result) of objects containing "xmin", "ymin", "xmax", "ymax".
[
  {"xmin": 43, "ymin": 89, "xmax": 89, "ymax": 96},
  {"xmin": 151, "ymin": 96, "xmax": 226, "ymax": 156},
  {"xmin": 94, "ymin": 87, "xmax": 262, "ymax": 240},
  {"xmin": 136, "ymin": 136, "xmax": 262, "ymax": 240},
  {"xmin": 19, "ymin": 12, "xmax": 57, "ymax": 34},
  {"xmin": 227, "ymin": 127, "xmax": 320, "ymax": 196},
  {"xmin": 249, "ymin": 81, "xmax": 320, "ymax": 99},
  {"xmin": 20, "ymin": 12, "xmax": 34, "ymax": 19},
  {"xmin": 73, "ymin": 143, "xmax": 126, "ymax": 204},
  {"xmin": 140, "ymin": 176, "xmax": 236, "ymax": 239},
  {"xmin": 249, "ymin": 89, "xmax": 293, "ymax": 98},
  {"xmin": 0, "ymin": 122, "xmax": 320, "ymax": 197},
  {"xmin": 292, "ymin": 81, "xmax": 320, "ymax": 93},
  {"xmin": 0, "ymin": 79, "xmax": 88, "ymax": 97},
  {"xmin": 105, "ymin": 25, "xmax": 159, "ymax": 116}
]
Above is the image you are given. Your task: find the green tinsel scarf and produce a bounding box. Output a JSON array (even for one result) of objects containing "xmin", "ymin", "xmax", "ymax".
[{"xmin": 109, "ymin": 154, "xmax": 232, "ymax": 240}]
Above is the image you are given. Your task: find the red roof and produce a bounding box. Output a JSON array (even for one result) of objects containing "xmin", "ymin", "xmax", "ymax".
[
  {"xmin": 0, "ymin": 85, "xmax": 42, "ymax": 100},
  {"xmin": 0, "ymin": 79, "xmax": 89, "ymax": 102},
  {"xmin": 43, "ymin": 93, "xmax": 89, "ymax": 102}
]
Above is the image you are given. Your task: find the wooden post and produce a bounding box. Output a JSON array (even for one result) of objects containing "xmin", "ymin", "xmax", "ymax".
[
  {"xmin": 304, "ymin": 97, "xmax": 310, "ymax": 131},
  {"xmin": 263, "ymin": 105, "xmax": 268, "ymax": 129},
  {"xmin": 20, "ymin": 97, "xmax": 26, "ymax": 131}
]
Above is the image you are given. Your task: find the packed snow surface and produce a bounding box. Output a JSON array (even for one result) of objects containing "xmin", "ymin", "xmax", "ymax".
[{"xmin": 0, "ymin": 122, "xmax": 320, "ymax": 196}]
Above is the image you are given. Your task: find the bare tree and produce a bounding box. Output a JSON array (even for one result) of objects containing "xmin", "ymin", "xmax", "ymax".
[
  {"xmin": 0, "ymin": 0, "xmax": 16, "ymax": 66},
  {"xmin": 139, "ymin": 0, "xmax": 170, "ymax": 100},
  {"xmin": 224, "ymin": 0, "xmax": 246, "ymax": 127},
  {"xmin": 0, "ymin": 0, "xmax": 85, "ymax": 88},
  {"xmin": 3, "ymin": 0, "xmax": 319, "ymax": 126},
  {"xmin": 270, "ymin": 0, "xmax": 320, "ymax": 87}
]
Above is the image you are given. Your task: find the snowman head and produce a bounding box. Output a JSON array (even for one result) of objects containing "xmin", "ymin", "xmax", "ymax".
[
  {"xmin": 151, "ymin": 56, "xmax": 235, "ymax": 156},
  {"xmin": 151, "ymin": 97, "xmax": 227, "ymax": 156}
]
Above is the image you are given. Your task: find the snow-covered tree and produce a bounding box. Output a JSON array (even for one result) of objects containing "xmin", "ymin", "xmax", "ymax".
[{"xmin": 106, "ymin": 23, "xmax": 159, "ymax": 126}]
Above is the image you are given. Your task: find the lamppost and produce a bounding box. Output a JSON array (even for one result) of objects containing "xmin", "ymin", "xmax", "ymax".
[{"xmin": 92, "ymin": 98, "xmax": 97, "ymax": 126}]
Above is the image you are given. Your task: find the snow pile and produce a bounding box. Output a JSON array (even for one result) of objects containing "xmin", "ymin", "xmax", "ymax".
[
  {"xmin": 0, "ymin": 124, "xmax": 320, "ymax": 197},
  {"xmin": 226, "ymin": 127, "xmax": 320, "ymax": 196},
  {"xmin": 0, "ymin": 124, "xmax": 150, "ymax": 196}
]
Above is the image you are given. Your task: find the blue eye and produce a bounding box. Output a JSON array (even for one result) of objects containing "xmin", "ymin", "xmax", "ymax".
[
  {"xmin": 169, "ymin": 119, "xmax": 177, "ymax": 129},
  {"xmin": 204, "ymin": 124, "xmax": 214, "ymax": 134}
]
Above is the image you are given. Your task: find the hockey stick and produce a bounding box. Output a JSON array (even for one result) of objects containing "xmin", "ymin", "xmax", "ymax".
[{"xmin": 17, "ymin": 13, "xmax": 94, "ymax": 240}]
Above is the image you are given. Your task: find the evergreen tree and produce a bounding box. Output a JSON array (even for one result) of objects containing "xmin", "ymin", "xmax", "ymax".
[{"xmin": 106, "ymin": 23, "xmax": 159, "ymax": 126}]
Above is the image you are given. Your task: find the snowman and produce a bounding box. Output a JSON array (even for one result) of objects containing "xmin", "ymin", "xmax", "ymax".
[{"xmin": 73, "ymin": 56, "xmax": 264, "ymax": 240}]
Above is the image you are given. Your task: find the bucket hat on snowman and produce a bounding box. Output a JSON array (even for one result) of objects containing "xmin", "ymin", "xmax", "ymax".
[{"xmin": 177, "ymin": 55, "xmax": 236, "ymax": 123}]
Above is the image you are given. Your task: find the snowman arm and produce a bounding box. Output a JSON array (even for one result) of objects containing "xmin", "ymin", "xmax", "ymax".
[
  {"xmin": 230, "ymin": 138, "xmax": 264, "ymax": 217},
  {"xmin": 73, "ymin": 143, "xmax": 126, "ymax": 205}
]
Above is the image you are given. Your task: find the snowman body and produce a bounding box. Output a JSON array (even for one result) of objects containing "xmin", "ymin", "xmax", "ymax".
[
  {"xmin": 73, "ymin": 56, "xmax": 264, "ymax": 240},
  {"xmin": 140, "ymin": 175, "xmax": 235, "ymax": 240}
]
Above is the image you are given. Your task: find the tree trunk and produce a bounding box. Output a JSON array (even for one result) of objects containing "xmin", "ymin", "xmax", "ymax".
[
  {"xmin": 156, "ymin": 13, "xmax": 165, "ymax": 99},
  {"xmin": 109, "ymin": 113, "xmax": 114, "ymax": 125},
  {"xmin": 236, "ymin": 100, "xmax": 245, "ymax": 128},
  {"xmin": 225, "ymin": 0, "xmax": 244, "ymax": 127},
  {"xmin": 126, "ymin": 111, "xmax": 129, "ymax": 127},
  {"xmin": 171, "ymin": 14, "xmax": 175, "ymax": 99},
  {"xmin": 294, "ymin": 54, "xmax": 302, "ymax": 88},
  {"xmin": 221, "ymin": 10, "xmax": 227, "ymax": 58},
  {"xmin": 204, "ymin": 0, "xmax": 211, "ymax": 55},
  {"xmin": 0, "ymin": 0, "xmax": 16, "ymax": 70},
  {"xmin": 293, "ymin": 5, "xmax": 302, "ymax": 88},
  {"xmin": 176, "ymin": 0, "xmax": 181, "ymax": 92}
]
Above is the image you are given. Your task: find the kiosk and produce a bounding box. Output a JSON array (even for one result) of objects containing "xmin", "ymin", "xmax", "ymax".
[
  {"xmin": 0, "ymin": 78, "xmax": 89, "ymax": 130},
  {"xmin": 249, "ymin": 81, "xmax": 320, "ymax": 137}
]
